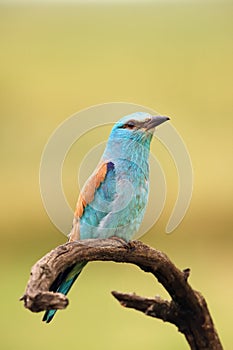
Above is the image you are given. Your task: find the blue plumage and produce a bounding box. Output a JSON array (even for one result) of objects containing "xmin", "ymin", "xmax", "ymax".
[{"xmin": 43, "ymin": 112, "xmax": 169, "ymax": 323}]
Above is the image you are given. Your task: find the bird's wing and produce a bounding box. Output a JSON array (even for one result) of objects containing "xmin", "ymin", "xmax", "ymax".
[{"xmin": 69, "ymin": 161, "xmax": 116, "ymax": 241}]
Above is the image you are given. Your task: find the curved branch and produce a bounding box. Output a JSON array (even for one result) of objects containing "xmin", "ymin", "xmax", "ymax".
[{"xmin": 20, "ymin": 238, "xmax": 223, "ymax": 350}]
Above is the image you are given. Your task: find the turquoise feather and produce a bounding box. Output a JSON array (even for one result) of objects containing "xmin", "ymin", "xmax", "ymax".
[{"xmin": 43, "ymin": 262, "xmax": 86, "ymax": 323}]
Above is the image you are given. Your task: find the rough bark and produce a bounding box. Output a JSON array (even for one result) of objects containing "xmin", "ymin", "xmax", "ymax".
[{"xmin": 20, "ymin": 238, "xmax": 223, "ymax": 350}]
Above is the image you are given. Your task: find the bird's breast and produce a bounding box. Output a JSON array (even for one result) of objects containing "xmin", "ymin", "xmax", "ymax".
[{"xmin": 77, "ymin": 158, "xmax": 150, "ymax": 241}]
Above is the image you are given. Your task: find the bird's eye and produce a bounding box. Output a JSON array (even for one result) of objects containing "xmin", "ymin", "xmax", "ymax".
[
  {"xmin": 124, "ymin": 121, "xmax": 135, "ymax": 129},
  {"xmin": 118, "ymin": 120, "xmax": 136, "ymax": 129}
]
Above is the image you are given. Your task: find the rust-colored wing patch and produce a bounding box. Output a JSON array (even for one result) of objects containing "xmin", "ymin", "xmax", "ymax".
[
  {"xmin": 74, "ymin": 161, "xmax": 108, "ymax": 219},
  {"xmin": 69, "ymin": 218, "xmax": 80, "ymax": 242}
]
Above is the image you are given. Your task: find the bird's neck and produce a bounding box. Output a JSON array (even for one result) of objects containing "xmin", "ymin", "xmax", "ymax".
[{"xmin": 102, "ymin": 136, "xmax": 151, "ymax": 173}]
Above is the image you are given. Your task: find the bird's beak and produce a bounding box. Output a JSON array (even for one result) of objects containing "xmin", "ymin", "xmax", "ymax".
[{"xmin": 145, "ymin": 115, "xmax": 170, "ymax": 131}]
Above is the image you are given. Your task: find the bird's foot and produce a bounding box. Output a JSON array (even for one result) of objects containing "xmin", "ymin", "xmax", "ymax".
[
  {"xmin": 110, "ymin": 236, "xmax": 135, "ymax": 252},
  {"xmin": 110, "ymin": 236, "xmax": 128, "ymax": 246}
]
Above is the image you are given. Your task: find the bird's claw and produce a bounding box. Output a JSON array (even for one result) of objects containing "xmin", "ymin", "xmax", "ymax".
[{"xmin": 110, "ymin": 236, "xmax": 135, "ymax": 252}]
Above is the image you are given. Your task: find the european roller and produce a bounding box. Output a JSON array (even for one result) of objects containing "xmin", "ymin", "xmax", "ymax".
[{"xmin": 43, "ymin": 112, "xmax": 169, "ymax": 323}]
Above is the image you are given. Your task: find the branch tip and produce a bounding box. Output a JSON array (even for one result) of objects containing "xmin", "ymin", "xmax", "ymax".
[{"xmin": 183, "ymin": 268, "xmax": 191, "ymax": 281}]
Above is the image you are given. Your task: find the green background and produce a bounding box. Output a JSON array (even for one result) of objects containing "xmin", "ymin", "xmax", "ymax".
[{"xmin": 0, "ymin": 1, "xmax": 232, "ymax": 349}]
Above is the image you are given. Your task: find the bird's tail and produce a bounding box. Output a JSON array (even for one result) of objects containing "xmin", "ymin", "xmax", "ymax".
[{"xmin": 42, "ymin": 261, "xmax": 87, "ymax": 323}]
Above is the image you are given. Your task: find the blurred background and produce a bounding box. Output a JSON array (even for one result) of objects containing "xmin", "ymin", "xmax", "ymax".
[{"xmin": 0, "ymin": 1, "xmax": 232, "ymax": 349}]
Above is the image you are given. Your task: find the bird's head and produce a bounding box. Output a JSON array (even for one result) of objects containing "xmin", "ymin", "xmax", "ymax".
[
  {"xmin": 103, "ymin": 112, "xmax": 170, "ymax": 164},
  {"xmin": 110, "ymin": 112, "xmax": 170, "ymax": 148}
]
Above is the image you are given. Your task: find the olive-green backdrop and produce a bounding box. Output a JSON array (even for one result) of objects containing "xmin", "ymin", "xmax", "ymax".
[{"xmin": 0, "ymin": 1, "xmax": 232, "ymax": 349}]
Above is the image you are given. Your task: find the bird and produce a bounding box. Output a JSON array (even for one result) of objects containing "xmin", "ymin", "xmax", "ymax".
[{"xmin": 43, "ymin": 112, "xmax": 169, "ymax": 323}]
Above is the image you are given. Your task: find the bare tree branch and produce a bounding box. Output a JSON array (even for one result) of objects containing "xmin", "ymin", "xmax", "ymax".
[{"xmin": 20, "ymin": 238, "xmax": 223, "ymax": 350}]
